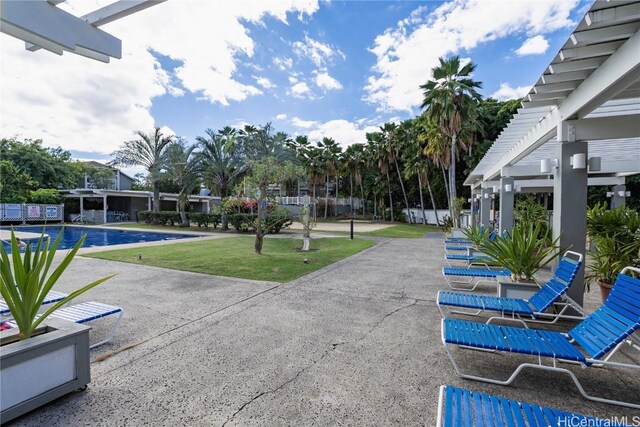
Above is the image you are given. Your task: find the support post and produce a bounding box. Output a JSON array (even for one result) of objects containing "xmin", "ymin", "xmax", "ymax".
[
  {"xmin": 553, "ymin": 123, "xmax": 587, "ymax": 307},
  {"xmin": 80, "ymin": 196, "xmax": 84, "ymax": 221},
  {"xmin": 499, "ymin": 177, "xmax": 515, "ymax": 233},
  {"xmin": 611, "ymin": 185, "xmax": 626, "ymax": 208},
  {"xmin": 103, "ymin": 195, "xmax": 107, "ymax": 224},
  {"xmin": 147, "ymin": 197, "xmax": 151, "ymax": 211},
  {"xmin": 479, "ymin": 189, "xmax": 491, "ymax": 228}
]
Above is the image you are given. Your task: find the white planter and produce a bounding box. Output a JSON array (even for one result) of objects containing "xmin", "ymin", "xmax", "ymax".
[
  {"xmin": 0, "ymin": 319, "xmax": 91, "ymax": 423},
  {"xmin": 498, "ymin": 281, "xmax": 540, "ymax": 299}
]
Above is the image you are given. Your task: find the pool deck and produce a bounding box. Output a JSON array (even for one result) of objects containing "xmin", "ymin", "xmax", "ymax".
[
  {"xmin": 8, "ymin": 235, "xmax": 640, "ymax": 426},
  {"xmin": 0, "ymin": 230, "xmax": 48, "ymax": 242}
]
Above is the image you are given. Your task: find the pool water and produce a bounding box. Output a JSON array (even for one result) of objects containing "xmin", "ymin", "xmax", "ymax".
[{"xmin": 2, "ymin": 226, "xmax": 202, "ymax": 253}]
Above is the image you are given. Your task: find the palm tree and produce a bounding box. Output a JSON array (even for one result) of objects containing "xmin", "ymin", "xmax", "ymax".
[
  {"xmin": 111, "ymin": 127, "xmax": 174, "ymax": 212},
  {"xmin": 317, "ymin": 137, "xmax": 341, "ymax": 218},
  {"xmin": 366, "ymin": 132, "xmax": 394, "ymax": 222},
  {"xmin": 420, "ymin": 56, "xmax": 481, "ymax": 225},
  {"xmin": 165, "ymin": 140, "xmax": 201, "ymax": 226},
  {"xmin": 418, "ymin": 114, "xmax": 452, "ymax": 218},
  {"xmin": 347, "ymin": 144, "xmax": 367, "ymax": 217},
  {"xmin": 197, "ymin": 127, "xmax": 244, "ymax": 230},
  {"xmin": 381, "ymin": 122, "xmax": 411, "ymax": 222},
  {"xmin": 289, "ymin": 136, "xmax": 323, "ymax": 220}
]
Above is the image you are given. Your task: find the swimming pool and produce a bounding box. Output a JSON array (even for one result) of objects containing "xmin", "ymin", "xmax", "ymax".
[{"xmin": 2, "ymin": 226, "xmax": 203, "ymax": 253}]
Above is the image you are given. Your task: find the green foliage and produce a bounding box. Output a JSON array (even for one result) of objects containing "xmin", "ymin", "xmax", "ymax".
[
  {"xmin": 514, "ymin": 195, "xmax": 550, "ymax": 242},
  {"xmin": 463, "ymin": 224, "xmax": 491, "ymax": 248},
  {"xmin": 28, "ymin": 188, "xmax": 63, "ymax": 204},
  {"xmin": 227, "ymin": 207, "xmax": 293, "ymax": 234},
  {"xmin": 0, "ymin": 160, "xmax": 34, "ymax": 202},
  {"xmin": 0, "ymin": 230, "xmax": 115, "ymax": 340},
  {"xmin": 189, "ymin": 212, "xmax": 221, "ymax": 229},
  {"xmin": 479, "ymin": 223, "xmax": 563, "ymax": 282},
  {"xmin": 451, "ymin": 197, "xmax": 465, "ymax": 223},
  {"xmin": 586, "ymin": 203, "xmax": 640, "ymax": 287},
  {"xmin": 0, "ymin": 138, "xmax": 84, "ymax": 191},
  {"xmin": 85, "ymin": 166, "xmax": 116, "ymax": 190},
  {"xmin": 137, "ymin": 210, "xmax": 182, "ymax": 226}
]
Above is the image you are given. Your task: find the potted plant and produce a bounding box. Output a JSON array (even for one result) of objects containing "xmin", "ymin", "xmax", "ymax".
[
  {"xmin": 0, "ymin": 230, "xmax": 115, "ymax": 423},
  {"xmin": 479, "ymin": 223, "xmax": 563, "ymax": 298},
  {"xmin": 585, "ymin": 204, "xmax": 640, "ymax": 302}
]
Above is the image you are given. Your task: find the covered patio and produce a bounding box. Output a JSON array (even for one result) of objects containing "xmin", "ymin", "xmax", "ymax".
[{"xmin": 465, "ymin": 0, "xmax": 640, "ymax": 306}]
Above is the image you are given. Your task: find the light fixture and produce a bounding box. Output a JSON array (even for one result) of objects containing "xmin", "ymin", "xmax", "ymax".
[
  {"xmin": 504, "ymin": 184, "xmax": 513, "ymax": 192},
  {"xmin": 483, "ymin": 193, "xmax": 489, "ymax": 199},
  {"xmin": 606, "ymin": 192, "xmax": 614, "ymax": 198},
  {"xmin": 540, "ymin": 158, "xmax": 558, "ymax": 174},
  {"xmin": 515, "ymin": 185, "xmax": 522, "ymax": 193},
  {"xmin": 588, "ymin": 156, "xmax": 601, "ymax": 172},
  {"xmin": 476, "ymin": 193, "xmax": 482, "ymax": 200},
  {"xmin": 570, "ymin": 153, "xmax": 586, "ymax": 169},
  {"xmin": 467, "ymin": 198, "xmax": 472, "ymax": 203},
  {"xmin": 492, "ymin": 185, "xmax": 499, "ymax": 193},
  {"xmin": 490, "ymin": 194, "xmax": 496, "ymax": 199},
  {"xmin": 618, "ymin": 191, "xmax": 631, "ymax": 197}
]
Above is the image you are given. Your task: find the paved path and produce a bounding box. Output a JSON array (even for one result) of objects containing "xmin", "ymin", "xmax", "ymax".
[{"xmin": 10, "ymin": 237, "xmax": 640, "ymax": 426}]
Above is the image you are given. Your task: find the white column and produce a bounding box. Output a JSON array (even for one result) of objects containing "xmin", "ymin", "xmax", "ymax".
[
  {"xmin": 103, "ymin": 195, "xmax": 108, "ymax": 223},
  {"xmin": 553, "ymin": 121, "xmax": 587, "ymax": 307},
  {"xmin": 499, "ymin": 177, "xmax": 515, "ymax": 232},
  {"xmin": 147, "ymin": 197, "xmax": 151, "ymax": 211},
  {"xmin": 479, "ymin": 189, "xmax": 491, "ymax": 228},
  {"xmin": 80, "ymin": 196, "xmax": 84, "ymax": 219}
]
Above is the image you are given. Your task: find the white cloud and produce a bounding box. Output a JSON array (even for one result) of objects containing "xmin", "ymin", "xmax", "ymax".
[
  {"xmin": 0, "ymin": 0, "xmax": 319, "ymax": 154},
  {"xmin": 314, "ymin": 71, "xmax": 342, "ymax": 91},
  {"xmin": 515, "ymin": 35, "xmax": 549, "ymax": 56},
  {"xmin": 291, "ymin": 117, "xmax": 318, "ymax": 128},
  {"xmin": 273, "ymin": 56, "xmax": 294, "ymax": 71},
  {"xmin": 490, "ymin": 83, "xmax": 530, "ymax": 101},
  {"xmin": 304, "ymin": 119, "xmax": 380, "ymax": 147},
  {"xmin": 290, "ymin": 82, "xmax": 312, "ymax": 97},
  {"xmin": 254, "ymin": 76, "xmax": 276, "ymax": 89},
  {"xmin": 276, "ymin": 113, "xmax": 288, "ymax": 120},
  {"xmin": 365, "ymin": 0, "xmax": 579, "ymax": 112},
  {"xmin": 292, "ymin": 34, "xmax": 345, "ymax": 67}
]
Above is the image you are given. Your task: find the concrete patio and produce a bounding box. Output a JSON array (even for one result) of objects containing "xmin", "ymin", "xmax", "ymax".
[{"xmin": 9, "ymin": 234, "xmax": 640, "ymax": 426}]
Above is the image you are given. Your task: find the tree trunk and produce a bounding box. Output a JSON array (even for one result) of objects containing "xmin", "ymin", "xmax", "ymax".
[
  {"xmin": 360, "ymin": 182, "xmax": 365, "ymax": 217},
  {"xmin": 450, "ymin": 133, "xmax": 458, "ymax": 226},
  {"xmin": 153, "ymin": 180, "xmax": 160, "ymax": 212},
  {"xmin": 349, "ymin": 174, "xmax": 354, "ymax": 216},
  {"xmin": 386, "ymin": 170, "xmax": 394, "ymax": 222},
  {"xmin": 312, "ymin": 181, "xmax": 317, "ymax": 221},
  {"xmin": 254, "ymin": 190, "xmax": 265, "ymax": 254},
  {"xmin": 373, "ymin": 195, "xmax": 377, "ymax": 219},
  {"xmin": 324, "ymin": 174, "xmax": 329, "ymax": 219},
  {"xmin": 425, "ymin": 173, "xmax": 439, "ymax": 226},
  {"xmin": 417, "ymin": 174, "xmax": 426, "ymax": 225},
  {"xmin": 334, "ymin": 173, "xmax": 339, "ymax": 217},
  {"xmin": 441, "ymin": 165, "xmax": 451, "ymax": 219},
  {"xmin": 394, "ymin": 154, "xmax": 410, "ymax": 224}
]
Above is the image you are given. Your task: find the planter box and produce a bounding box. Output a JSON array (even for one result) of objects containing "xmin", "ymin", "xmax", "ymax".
[
  {"xmin": 0, "ymin": 319, "xmax": 91, "ymax": 424},
  {"xmin": 498, "ymin": 281, "xmax": 540, "ymax": 300}
]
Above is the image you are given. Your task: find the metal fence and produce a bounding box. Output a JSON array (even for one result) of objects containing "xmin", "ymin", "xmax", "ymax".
[
  {"xmin": 0, "ymin": 203, "xmax": 64, "ymax": 223},
  {"xmin": 275, "ymin": 196, "xmax": 363, "ymax": 208}
]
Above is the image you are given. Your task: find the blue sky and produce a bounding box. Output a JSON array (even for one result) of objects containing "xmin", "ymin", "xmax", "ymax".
[{"xmin": 1, "ymin": 0, "xmax": 590, "ymax": 170}]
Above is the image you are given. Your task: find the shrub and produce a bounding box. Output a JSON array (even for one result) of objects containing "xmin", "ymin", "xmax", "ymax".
[
  {"xmin": 228, "ymin": 213, "xmax": 253, "ymax": 232},
  {"xmin": 28, "ymin": 188, "xmax": 63, "ymax": 204},
  {"xmin": 264, "ymin": 206, "xmax": 293, "ymax": 234},
  {"xmin": 137, "ymin": 210, "xmax": 181, "ymax": 226},
  {"xmin": 189, "ymin": 212, "xmax": 221, "ymax": 229}
]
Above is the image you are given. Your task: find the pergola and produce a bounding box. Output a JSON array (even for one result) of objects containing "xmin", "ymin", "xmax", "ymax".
[
  {"xmin": 465, "ymin": 0, "xmax": 640, "ymax": 305},
  {"xmin": 0, "ymin": 0, "xmax": 165, "ymax": 62}
]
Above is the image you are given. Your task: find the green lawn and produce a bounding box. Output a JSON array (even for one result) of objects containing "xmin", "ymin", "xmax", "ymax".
[
  {"xmin": 85, "ymin": 236, "xmax": 374, "ymax": 283},
  {"xmin": 359, "ymin": 223, "xmax": 441, "ymax": 238}
]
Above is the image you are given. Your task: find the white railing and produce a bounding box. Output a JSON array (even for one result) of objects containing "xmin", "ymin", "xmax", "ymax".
[
  {"xmin": 274, "ymin": 196, "xmax": 363, "ymax": 208},
  {"xmin": 0, "ymin": 203, "xmax": 64, "ymax": 223}
]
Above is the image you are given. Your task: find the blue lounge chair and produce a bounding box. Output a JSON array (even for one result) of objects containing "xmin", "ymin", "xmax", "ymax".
[
  {"xmin": 7, "ymin": 301, "xmax": 123, "ymax": 349},
  {"xmin": 444, "ymin": 253, "xmax": 489, "ymax": 267},
  {"xmin": 436, "ymin": 385, "xmax": 627, "ymax": 427},
  {"xmin": 438, "ymin": 251, "xmax": 584, "ymax": 323},
  {"xmin": 441, "ymin": 266, "xmax": 640, "ymax": 409},
  {"xmin": 0, "ymin": 290, "xmax": 68, "ymax": 316},
  {"xmin": 441, "ymin": 266, "xmax": 511, "ymax": 291}
]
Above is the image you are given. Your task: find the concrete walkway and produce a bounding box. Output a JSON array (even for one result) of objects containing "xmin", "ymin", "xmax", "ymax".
[{"xmin": 10, "ymin": 237, "xmax": 640, "ymax": 426}]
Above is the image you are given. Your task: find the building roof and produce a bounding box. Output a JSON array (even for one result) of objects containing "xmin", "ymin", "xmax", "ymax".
[{"xmin": 466, "ymin": 0, "xmax": 640, "ymax": 189}]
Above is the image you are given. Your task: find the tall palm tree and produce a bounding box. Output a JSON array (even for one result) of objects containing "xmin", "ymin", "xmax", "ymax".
[
  {"xmin": 420, "ymin": 56, "xmax": 481, "ymax": 225},
  {"xmin": 347, "ymin": 144, "xmax": 367, "ymax": 217},
  {"xmin": 111, "ymin": 127, "xmax": 174, "ymax": 212},
  {"xmin": 197, "ymin": 128, "xmax": 244, "ymax": 230},
  {"xmin": 381, "ymin": 122, "xmax": 411, "ymax": 222},
  {"xmin": 366, "ymin": 131, "xmax": 394, "ymax": 222},
  {"xmin": 317, "ymin": 137, "xmax": 341, "ymax": 218},
  {"xmin": 165, "ymin": 140, "xmax": 201, "ymax": 226},
  {"xmin": 418, "ymin": 114, "xmax": 452, "ymax": 217}
]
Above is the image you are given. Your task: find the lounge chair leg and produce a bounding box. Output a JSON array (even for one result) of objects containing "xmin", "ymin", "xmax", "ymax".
[
  {"xmin": 444, "ymin": 344, "xmax": 640, "ymax": 409},
  {"xmin": 90, "ymin": 310, "xmax": 124, "ymax": 349},
  {"xmin": 486, "ymin": 316, "xmax": 528, "ymax": 328}
]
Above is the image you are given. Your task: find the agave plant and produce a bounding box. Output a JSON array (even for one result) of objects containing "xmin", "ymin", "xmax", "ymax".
[
  {"xmin": 479, "ymin": 223, "xmax": 564, "ymax": 283},
  {"xmin": 0, "ymin": 230, "xmax": 115, "ymax": 340}
]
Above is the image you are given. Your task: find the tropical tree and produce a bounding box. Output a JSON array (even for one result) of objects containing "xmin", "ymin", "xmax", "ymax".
[
  {"xmin": 165, "ymin": 140, "xmax": 201, "ymax": 226},
  {"xmin": 317, "ymin": 137, "xmax": 341, "ymax": 218},
  {"xmin": 197, "ymin": 127, "xmax": 244, "ymax": 230},
  {"xmin": 420, "ymin": 56, "xmax": 482, "ymax": 225},
  {"xmin": 381, "ymin": 122, "xmax": 411, "ymax": 221},
  {"xmin": 111, "ymin": 127, "xmax": 175, "ymax": 212},
  {"xmin": 366, "ymin": 132, "xmax": 394, "ymax": 222}
]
